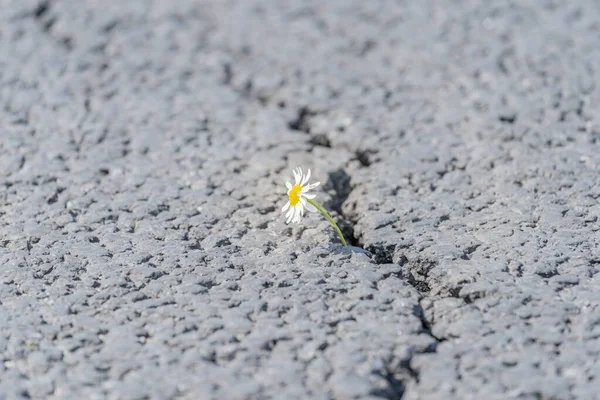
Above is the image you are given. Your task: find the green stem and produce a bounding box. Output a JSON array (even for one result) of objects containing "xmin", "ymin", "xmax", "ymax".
[{"xmin": 306, "ymin": 198, "xmax": 347, "ymax": 246}]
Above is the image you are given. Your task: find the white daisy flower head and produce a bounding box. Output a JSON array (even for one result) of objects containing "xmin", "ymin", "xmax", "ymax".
[
  {"xmin": 281, "ymin": 167, "xmax": 320, "ymax": 224},
  {"xmin": 279, "ymin": 166, "xmax": 347, "ymax": 246}
]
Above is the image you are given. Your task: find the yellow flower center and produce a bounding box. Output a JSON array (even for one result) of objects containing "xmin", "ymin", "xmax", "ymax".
[{"xmin": 288, "ymin": 184, "xmax": 302, "ymax": 206}]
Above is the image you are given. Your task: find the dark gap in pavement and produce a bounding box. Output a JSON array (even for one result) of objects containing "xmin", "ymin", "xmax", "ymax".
[
  {"xmin": 309, "ymin": 133, "xmax": 331, "ymax": 148},
  {"xmin": 367, "ymin": 250, "xmax": 435, "ymax": 294},
  {"xmin": 364, "ymin": 250, "xmax": 442, "ymax": 398},
  {"xmin": 221, "ymin": 63, "xmax": 233, "ymax": 85},
  {"xmin": 498, "ymin": 114, "xmax": 517, "ymax": 124},
  {"xmin": 288, "ymin": 106, "xmax": 316, "ymax": 133},
  {"xmin": 414, "ymin": 301, "xmax": 444, "ymax": 345},
  {"xmin": 370, "ymin": 370, "xmax": 406, "ymax": 399},
  {"xmin": 322, "ymin": 166, "xmax": 442, "ymax": 392},
  {"xmin": 355, "ymin": 150, "xmax": 372, "ymax": 167},
  {"xmin": 364, "ymin": 243, "xmax": 443, "ymax": 371},
  {"xmin": 354, "ymin": 148, "xmax": 379, "ymax": 167},
  {"xmin": 365, "ymin": 243, "xmax": 396, "ymax": 264},
  {"xmin": 34, "ymin": 1, "xmax": 50, "ymax": 19},
  {"xmin": 30, "ymin": 0, "xmax": 73, "ymax": 50},
  {"xmin": 32, "ymin": 1, "xmax": 56, "ymax": 33},
  {"xmin": 325, "ymin": 168, "xmax": 359, "ymax": 247}
]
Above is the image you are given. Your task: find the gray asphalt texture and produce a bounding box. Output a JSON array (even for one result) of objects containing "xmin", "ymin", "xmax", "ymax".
[{"xmin": 1, "ymin": 0, "xmax": 600, "ymax": 399}]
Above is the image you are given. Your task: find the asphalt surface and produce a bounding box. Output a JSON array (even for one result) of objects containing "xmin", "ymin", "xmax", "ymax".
[{"xmin": 1, "ymin": 0, "xmax": 600, "ymax": 399}]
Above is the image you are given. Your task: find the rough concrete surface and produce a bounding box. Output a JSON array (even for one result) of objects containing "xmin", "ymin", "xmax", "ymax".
[{"xmin": 0, "ymin": 0, "xmax": 599, "ymax": 399}]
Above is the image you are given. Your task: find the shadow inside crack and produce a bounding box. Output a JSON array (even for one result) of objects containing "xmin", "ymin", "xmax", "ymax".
[
  {"xmin": 330, "ymin": 244, "xmax": 372, "ymax": 256},
  {"xmin": 325, "ymin": 168, "xmax": 362, "ymax": 247},
  {"xmin": 288, "ymin": 106, "xmax": 316, "ymax": 133},
  {"xmin": 370, "ymin": 372, "xmax": 406, "ymax": 400}
]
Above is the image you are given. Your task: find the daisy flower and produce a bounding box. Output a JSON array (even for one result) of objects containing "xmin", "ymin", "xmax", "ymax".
[
  {"xmin": 281, "ymin": 167, "xmax": 347, "ymax": 246},
  {"xmin": 281, "ymin": 167, "xmax": 319, "ymax": 224}
]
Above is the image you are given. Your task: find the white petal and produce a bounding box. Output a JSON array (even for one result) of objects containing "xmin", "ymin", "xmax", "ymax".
[
  {"xmin": 301, "ymin": 168, "xmax": 311, "ymax": 185},
  {"xmin": 293, "ymin": 205, "xmax": 303, "ymax": 223},
  {"xmin": 301, "ymin": 181, "xmax": 320, "ymax": 192},
  {"xmin": 281, "ymin": 202, "xmax": 290, "ymax": 212},
  {"xmin": 301, "ymin": 193, "xmax": 316, "ymax": 199},
  {"xmin": 285, "ymin": 182, "xmax": 293, "ymax": 191},
  {"xmin": 286, "ymin": 208, "xmax": 294, "ymax": 224},
  {"xmin": 294, "ymin": 167, "xmax": 303, "ymax": 184},
  {"xmin": 305, "ymin": 202, "xmax": 317, "ymax": 212},
  {"xmin": 290, "ymin": 208, "xmax": 297, "ymax": 224}
]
